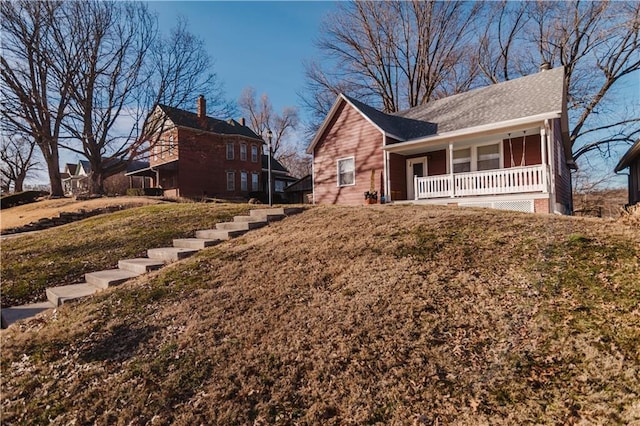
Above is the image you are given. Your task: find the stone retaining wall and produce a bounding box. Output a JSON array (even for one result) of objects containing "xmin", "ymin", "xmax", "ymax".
[{"xmin": 1, "ymin": 206, "xmax": 126, "ymax": 235}]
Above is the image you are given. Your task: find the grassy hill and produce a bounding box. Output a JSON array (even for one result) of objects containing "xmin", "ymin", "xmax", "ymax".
[{"xmin": 1, "ymin": 205, "xmax": 639, "ymax": 424}]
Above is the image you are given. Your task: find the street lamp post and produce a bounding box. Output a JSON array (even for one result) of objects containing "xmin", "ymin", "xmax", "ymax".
[{"xmin": 267, "ymin": 129, "xmax": 273, "ymax": 206}]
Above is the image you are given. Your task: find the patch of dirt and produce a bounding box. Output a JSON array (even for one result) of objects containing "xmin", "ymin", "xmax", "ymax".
[{"xmin": 0, "ymin": 196, "xmax": 165, "ymax": 230}]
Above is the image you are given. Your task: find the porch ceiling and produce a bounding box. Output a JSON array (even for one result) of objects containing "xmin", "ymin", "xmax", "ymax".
[{"xmin": 384, "ymin": 126, "xmax": 540, "ymax": 156}]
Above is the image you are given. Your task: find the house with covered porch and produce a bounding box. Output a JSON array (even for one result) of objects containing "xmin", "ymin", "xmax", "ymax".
[{"xmin": 308, "ymin": 65, "xmax": 575, "ymax": 214}]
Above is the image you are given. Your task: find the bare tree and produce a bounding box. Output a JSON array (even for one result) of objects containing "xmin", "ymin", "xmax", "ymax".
[
  {"xmin": 301, "ymin": 0, "xmax": 483, "ymax": 130},
  {"xmin": 1, "ymin": 0, "xmax": 73, "ymax": 196},
  {"xmin": 2, "ymin": 1, "xmax": 230, "ymax": 195},
  {"xmin": 0, "ymin": 135, "xmax": 40, "ymax": 192},
  {"xmin": 478, "ymin": 1, "xmax": 640, "ymax": 161},
  {"xmin": 238, "ymin": 87, "xmax": 299, "ymax": 157}
]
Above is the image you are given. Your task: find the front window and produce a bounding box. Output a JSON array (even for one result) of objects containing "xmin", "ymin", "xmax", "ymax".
[
  {"xmin": 251, "ymin": 145, "xmax": 258, "ymax": 162},
  {"xmin": 240, "ymin": 171, "xmax": 248, "ymax": 191},
  {"xmin": 226, "ymin": 142, "xmax": 234, "ymax": 160},
  {"xmin": 275, "ymin": 180, "xmax": 286, "ymax": 192},
  {"xmin": 240, "ymin": 143, "xmax": 247, "ymax": 161},
  {"xmin": 226, "ymin": 171, "xmax": 235, "ymax": 191},
  {"xmin": 252, "ymin": 172, "xmax": 259, "ymax": 191},
  {"xmin": 337, "ymin": 157, "xmax": 355, "ymax": 186},
  {"xmin": 477, "ymin": 143, "xmax": 500, "ymax": 171},
  {"xmin": 453, "ymin": 148, "xmax": 471, "ymax": 173}
]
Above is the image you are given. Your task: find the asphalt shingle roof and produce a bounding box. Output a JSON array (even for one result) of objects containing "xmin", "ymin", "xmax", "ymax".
[
  {"xmin": 262, "ymin": 154, "xmax": 289, "ymax": 173},
  {"xmin": 343, "ymin": 95, "xmax": 437, "ymax": 140},
  {"xmin": 343, "ymin": 67, "xmax": 565, "ymax": 143},
  {"xmin": 394, "ymin": 67, "xmax": 565, "ymax": 137},
  {"xmin": 157, "ymin": 104, "xmax": 263, "ymax": 141}
]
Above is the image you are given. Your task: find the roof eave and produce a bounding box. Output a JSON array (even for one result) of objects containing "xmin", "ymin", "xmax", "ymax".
[
  {"xmin": 383, "ymin": 111, "xmax": 562, "ymax": 153},
  {"xmin": 614, "ymin": 140, "xmax": 640, "ymax": 172},
  {"xmin": 306, "ymin": 94, "xmax": 402, "ymax": 154}
]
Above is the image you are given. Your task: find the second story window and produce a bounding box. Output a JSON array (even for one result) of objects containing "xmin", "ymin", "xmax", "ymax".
[
  {"xmin": 240, "ymin": 143, "xmax": 247, "ymax": 161},
  {"xmin": 153, "ymin": 144, "xmax": 158, "ymax": 161},
  {"xmin": 169, "ymin": 135, "xmax": 175, "ymax": 156},
  {"xmin": 226, "ymin": 142, "xmax": 234, "ymax": 160},
  {"xmin": 251, "ymin": 145, "xmax": 258, "ymax": 162}
]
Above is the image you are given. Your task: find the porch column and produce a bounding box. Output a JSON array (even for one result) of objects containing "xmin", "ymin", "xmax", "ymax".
[
  {"xmin": 540, "ymin": 125, "xmax": 548, "ymax": 193},
  {"xmin": 448, "ymin": 143, "xmax": 454, "ymax": 198}
]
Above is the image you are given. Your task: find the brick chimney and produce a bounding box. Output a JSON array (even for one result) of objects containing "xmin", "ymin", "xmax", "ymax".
[
  {"xmin": 239, "ymin": 117, "xmax": 246, "ymax": 126},
  {"xmin": 197, "ymin": 95, "xmax": 206, "ymax": 118},
  {"xmin": 540, "ymin": 61, "xmax": 551, "ymax": 72}
]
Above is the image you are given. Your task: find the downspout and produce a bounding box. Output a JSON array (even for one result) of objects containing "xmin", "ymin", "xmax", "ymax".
[
  {"xmin": 540, "ymin": 124, "xmax": 548, "ymax": 193},
  {"xmin": 545, "ymin": 119, "xmax": 557, "ymax": 214},
  {"xmin": 311, "ymin": 155, "xmax": 316, "ymax": 205},
  {"xmin": 448, "ymin": 143, "xmax": 454, "ymax": 198},
  {"xmin": 383, "ymin": 135, "xmax": 390, "ymax": 202}
]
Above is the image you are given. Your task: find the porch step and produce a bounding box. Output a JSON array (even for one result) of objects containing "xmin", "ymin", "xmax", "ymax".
[
  {"xmin": 194, "ymin": 229, "xmax": 247, "ymax": 240},
  {"xmin": 118, "ymin": 258, "xmax": 165, "ymax": 274},
  {"xmin": 1, "ymin": 302, "xmax": 56, "ymax": 329},
  {"xmin": 46, "ymin": 283, "xmax": 100, "ymax": 307},
  {"xmin": 85, "ymin": 269, "xmax": 141, "ymax": 289},
  {"xmin": 173, "ymin": 238, "xmax": 221, "ymax": 249},
  {"xmin": 147, "ymin": 247, "xmax": 199, "ymax": 262},
  {"xmin": 215, "ymin": 220, "xmax": 267, "ymax": 231}
]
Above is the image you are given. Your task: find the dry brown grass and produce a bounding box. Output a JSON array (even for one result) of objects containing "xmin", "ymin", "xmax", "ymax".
[
  {"xmin": 1, "ymin": 205, "xmax": 639, "ymax": 424},
  {"xmin": 0, "ymin": 196, "xmax": 164, "ymax": 230}
]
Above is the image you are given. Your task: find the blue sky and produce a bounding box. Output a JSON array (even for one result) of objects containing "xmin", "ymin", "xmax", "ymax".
[{"xmin": 149, "ymin": 1, "xmax": 338, "ymax": 123}]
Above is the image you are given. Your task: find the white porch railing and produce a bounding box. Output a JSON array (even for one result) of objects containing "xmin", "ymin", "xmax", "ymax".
[{"xmin": 414, "ymin": 165, "xmax": 548, "ymax": 199}]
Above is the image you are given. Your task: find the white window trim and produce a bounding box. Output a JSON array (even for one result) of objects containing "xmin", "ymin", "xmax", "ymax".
[
  {"xmin": 226, "ymin": 142, "xmax": 234, "ymax": 160},
  {"xmin": 240, "ymin": 143, "xmax": 247, "ymax": 161},
  {"xmin": 226, "ymin": 171, "xmax": 235, "ymax": 191},
  {"xmin": 240, "ymin": 171, "xmax": 248, "ymax": 191},
  {"xmin": 451, "ymin": 142, "xmax": 503, "ymax": 173},
  {"xmin": 336, "ymin": 156, "xmax": 356, "ymax": 187}
]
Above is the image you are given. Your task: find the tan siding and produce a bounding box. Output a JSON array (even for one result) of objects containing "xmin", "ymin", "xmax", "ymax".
[{"xmin": 313, "ymin": 102, "xmax": 384, "ymax": 205}]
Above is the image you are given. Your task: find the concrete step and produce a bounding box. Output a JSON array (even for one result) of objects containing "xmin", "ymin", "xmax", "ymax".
[
  {"xmin": 234, "ymin": 214, "xmax": 284, "ymax": 223},
  {"xmin": 147, "ymin": 247, "xmax": 199, "ymax": 262},
  {"xmin": 1, "ymin": 301, "xmax": 56, "ymax": 328},
  {"xmin": 215, "ymin": 220, "xmax": 267, "ymax": 231},
  {"xmin": 46, "ymin": 283, "xmax": 100, "ymax": 307},
  {"xmin": 173, "ymin": 238, "xmax": 220, "ymax": 249},
  {"xmin": 250, "ymin": 207, "xmax": 303, "ymax": 218},
  {"xmin": 118, "ymin": 258, "xmax": 165, "ymax": 274},
  {"xmin": 85, "ymin": 269, "xmax": 141, "ymax": 289},
  {"xmin": 194, "ymin": 229, "xmax": 247, "ymax": 240}
]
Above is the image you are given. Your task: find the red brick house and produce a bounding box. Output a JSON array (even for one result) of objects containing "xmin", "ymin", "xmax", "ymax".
[
  {"xmin": 615, "ymin": 139, "xmax": 640, "ymax": 206},
  {"xmin": 134, "ymin": 96, "xmax": 264, "ymax": 199},
  {"xmin": 307, "ymin": 66, "xmax": 576, "ymax": 214}
]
